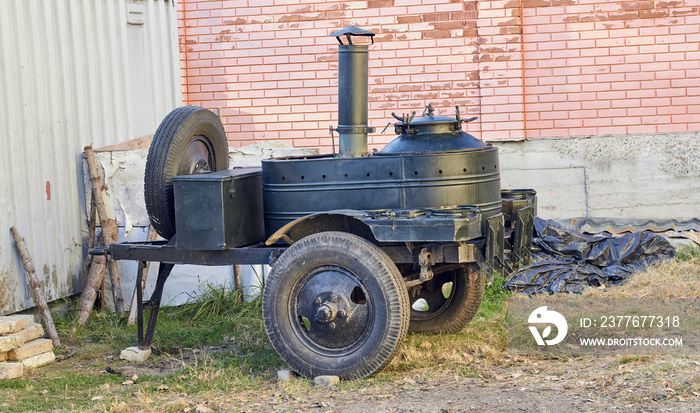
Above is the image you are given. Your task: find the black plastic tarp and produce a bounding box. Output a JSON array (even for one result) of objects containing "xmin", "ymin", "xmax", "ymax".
[{"xmin": 504, "ymin": 217, "xmax": 675, "ymax": 295}]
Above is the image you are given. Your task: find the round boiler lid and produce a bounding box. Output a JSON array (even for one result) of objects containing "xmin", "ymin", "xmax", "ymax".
[{"xmin": 409, "ymin": 114, "xmax": 460, "ymax": 126}]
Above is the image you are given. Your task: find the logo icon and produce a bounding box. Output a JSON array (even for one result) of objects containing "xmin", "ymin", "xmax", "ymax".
[{"xmin": 528, "ymin": 306, "xmax": 568, "ymax": 346}]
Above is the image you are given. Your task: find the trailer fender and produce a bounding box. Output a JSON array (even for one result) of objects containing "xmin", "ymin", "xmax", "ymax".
[{"xmin": 265, "ymin": 210, "xmax": 376, "ymax": 246}]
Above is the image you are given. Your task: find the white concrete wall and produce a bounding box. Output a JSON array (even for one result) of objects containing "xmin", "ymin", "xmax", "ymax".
[{"xmin": 498, "ymin": 133, "xmax": 700, "ymax": 220}]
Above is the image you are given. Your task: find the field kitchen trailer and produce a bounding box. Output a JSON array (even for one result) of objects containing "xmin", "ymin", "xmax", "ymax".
[{"xmin": 104, "ymin": 27, "xmax": 536, "ymax": 380}]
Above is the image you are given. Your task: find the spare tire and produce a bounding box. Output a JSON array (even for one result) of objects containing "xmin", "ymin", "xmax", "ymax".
[{"xmin": 145, "ymin": 106, "xmax": 229, "ymax": 239}]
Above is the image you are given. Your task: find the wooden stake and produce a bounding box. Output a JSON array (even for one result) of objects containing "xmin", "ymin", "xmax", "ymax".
[
  {"xmin": 10, "ymin": 226, "xmax": 61, "ymax": 348},
  {"xmin": 83, "ymin": 193, "xmax": 97, "ymax": 278},
  {"xmin": 75, "ymin": 252, "xmax": 107, "ymax": 326},
  {"xmin": 126, "ymin": 225, "xmax": 158, "ymax": 325},
  {"xmin": 84, "ymin": 145, "xmax": 124, "ymax": 316}
]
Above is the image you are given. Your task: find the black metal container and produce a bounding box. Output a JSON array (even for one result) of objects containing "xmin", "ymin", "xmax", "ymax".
[{"xmin": 173, "ymin": 168, "xmax": 265, "ymax": 250}]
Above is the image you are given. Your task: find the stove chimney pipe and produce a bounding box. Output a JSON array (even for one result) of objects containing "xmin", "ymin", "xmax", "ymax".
[{"xmin": 330, "ymin": 26, "xmax": 376, "ymax": 157}]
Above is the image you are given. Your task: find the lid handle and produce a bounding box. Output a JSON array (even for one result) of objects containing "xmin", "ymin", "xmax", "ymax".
[{"xmin": 455, "ymin": 105, "xmax": 478, "ymax": 124}]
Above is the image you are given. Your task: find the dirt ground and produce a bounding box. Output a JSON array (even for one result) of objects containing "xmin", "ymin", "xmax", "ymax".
[{"xmin": 102, "ymin": 351, "xmax": 700, "ymax": 413}]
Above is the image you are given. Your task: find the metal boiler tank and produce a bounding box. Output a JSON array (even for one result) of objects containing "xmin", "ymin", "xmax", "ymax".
[{"xmin": 262, "ymin": 27, "xmax": 502, "ymax": 237}]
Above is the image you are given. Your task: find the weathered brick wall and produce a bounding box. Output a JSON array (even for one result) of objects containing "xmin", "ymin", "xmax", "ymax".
[{"xmin": 178, "ymin": 0, "xmax": 699, "ymax": 150}]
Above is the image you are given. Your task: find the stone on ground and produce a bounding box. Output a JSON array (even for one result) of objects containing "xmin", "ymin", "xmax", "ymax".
[
  {"xmin": 8, "ymin": 338, "xmax": 53, "ymax": 361},
  {"xmin": 314, "ymin": 375, "xmax": 340, "ymax": 387},
  {"xmin": 5, "ymin": 323, "xmax": 45, "ymax": 345},
  {"xmin": 0, "ymin": 335, "xmax": 23, "ymax": 352},
  {"xmin": 21, "ymin": 351, "xmax": 56, "ymax": 369},
  {"xmin": 120, "ymin": 346, "xmax": 151, "ymax": 362},
  {"xmin": 277, "ymin": 368, "xmax": 299, "ymax": 381},
  {"xmin": 0, "ymin": 315, "xmax": 34, "ymax": 335},
  {"xmin": 0, "ymin": 363, "xmax": 24, "ymax": 380}
]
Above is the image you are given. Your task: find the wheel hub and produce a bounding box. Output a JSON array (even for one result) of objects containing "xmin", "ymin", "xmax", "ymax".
[
  {"xmin": 293, "ymin": 267, "xmax": 372, "ymax": 351},
  {"xmin": 179, "ymin": 136, "xmax": 214, "ymax": 175}
]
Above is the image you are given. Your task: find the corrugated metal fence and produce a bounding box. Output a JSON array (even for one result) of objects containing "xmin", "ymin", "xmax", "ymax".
[{"xmin": 0, "ymin": 0, "xmax": 181, "ymax": 314}]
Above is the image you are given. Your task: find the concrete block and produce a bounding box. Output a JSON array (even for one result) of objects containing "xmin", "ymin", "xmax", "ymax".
[
  {"xmin": 0, "ymin": 351, "xmax": 6, "ymax": 362},
  {"xmin": 277, "ymin": 368, "xmax": 299, "ymax": 381},
  {"xmin": 0, "ymin": 335, "xmax": 23, "ymax": 352},
  {"xmin": 0, "ymin": 315, "xmax": 34, "ymax": 335},
  {"xmin": 313, "ymin": 375, "xmax": 340, "ymax": 387},
  {"xmin": 8, "ymin": 338, "xmax": 53, "ymax": 361},
  {"xmin": 21, "ymin": 351, "xmax": 55, "ymax": 369},
  {"xmin": 119, "ymin": 346, "xmax": 151, "ymax": 362},
  {"xmin": 0, "ymin": 362, "xmax": 24, "ymax": 380},
  {"xmin": 5, "ymin": 323, "xmax": 44, "ymax": 347}
]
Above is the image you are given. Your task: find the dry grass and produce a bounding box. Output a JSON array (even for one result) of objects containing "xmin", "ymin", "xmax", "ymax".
[{"xmin": 583, "ymin": 245, "xmax": 700, "ymax": 298}]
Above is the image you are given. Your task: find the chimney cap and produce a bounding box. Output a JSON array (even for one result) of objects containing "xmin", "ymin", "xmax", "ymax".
[{"xmin": 330, "ymin": 26, "xmax": 375, "ymax": 45}]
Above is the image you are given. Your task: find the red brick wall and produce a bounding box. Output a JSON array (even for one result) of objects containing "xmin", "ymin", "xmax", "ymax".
[{"xmin": 178, "ymin": 0, "xmax": 700, "ymax": 151}]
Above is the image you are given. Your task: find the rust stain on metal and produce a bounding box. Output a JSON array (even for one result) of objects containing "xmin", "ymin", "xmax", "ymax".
[{"xmin": 45, "ymin": 181, "xmax": 51, "ymax": 201}]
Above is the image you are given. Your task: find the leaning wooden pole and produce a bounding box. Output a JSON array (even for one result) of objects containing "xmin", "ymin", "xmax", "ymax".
[
  {"xmin": 84, "ymin": 145, "xmax": 124, "ymax": 316},
  {"xmin": 10, "ymin": 226, "xmax": 61, "ymax": 348},
  {"xmin": 75, "ymin": 251, "xmax": 108, "ymax": 326}
]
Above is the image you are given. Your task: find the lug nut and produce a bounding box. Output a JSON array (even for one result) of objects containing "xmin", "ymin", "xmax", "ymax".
[
  {"xmin": 330, "ymin": 294, "xmax": 338, "ymax": 303},
  {"xmin": 314, "ymin": 297, "xmax": 322, "ymax": 305},
  {"xmin": 338, "ymin": 310, "xmax": 346, "ymax": 318},
  {"xmin": 329, "ymin": 322, "xmax": 335, "ymax": 330}
]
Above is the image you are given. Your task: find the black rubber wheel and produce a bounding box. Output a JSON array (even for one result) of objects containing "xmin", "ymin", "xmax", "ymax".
[
  {"xmin": 262, "ymin": 231, "xmax": 410, "ymax": 380},
  {"xmin": 406, "ymin": 264, "xmax": 485, "ymax": 334},
  {"xmin": 144, "ymin": 106, "xmax": 229, "ymax": 239}
]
